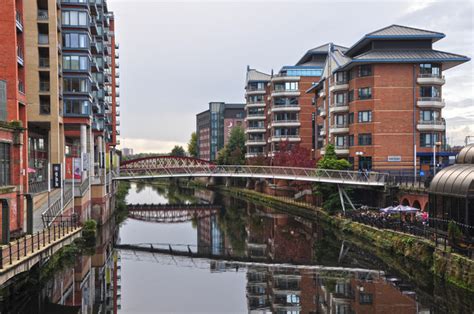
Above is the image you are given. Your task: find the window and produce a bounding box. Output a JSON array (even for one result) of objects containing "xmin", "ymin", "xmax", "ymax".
[
  {"xmin": 358, "ymin": 111, "xmax": 372, "ymax": 123},
  {"xmin": 274, "ymin": 97, "xmax": 298, "ymax": 106},
  {"xmin": 248, "ymin": 82, "xmax": 265, "ymax": 91},
  {"xmin": 420, "ymin": 86, "xmax": 441, "ymax": 98},
  {"xmin": 358, "ymin": 133, "xmax": 372, "ymax": 146},
  {"xmin": 348, "ymin": 69, "xmax": 355, "ymax": 81},
  {"xmin": 335, "ymin": 136, "xmax": 346, "ymax": 147},
  {"xmin": 348, "ymin": 135, "xmax": 354, "ymax": 146},
  {"xmin": 334, "ymin": 71, "xmax": 347, "ymax": 84},
  {"xmin": 286, "ymin": 68, "xmax": 322, "ymax": 76},
  {"xmin": 359, "ymin": 293, "xmax": 373, "ymax": 305},
  {"xmin": 334, "ymin": 93, "xmax": 346, "ymax": 105},
  {"xmin": 359, "ymin": 65, "xmax": 372, "ymax": 77},
  {"xmin": 348, "ymin": 90, "xmax": 354, "ymax": 102},
  {"xmin": 248, "ymin": 95, "xmax": 264, "ymax": 103},
  {"xmin": 63, "ymin": 55, "xmax": 89, "ymax": 71},
  {"xmin": 420, "ymin": 63, "xmax": 441, "ymax": 76},
  {"xmin": 286, "ymin": 294, "xmax": 300, "ymax": 305},
  {"xmin": 64, "ymin": 99, "xmax": 90, "ymax": 115},
  {"xmin": 358, "ymin": 87, "xmax": 372, "ymax": 100},
  {"xmin": 63, "ymin": 33, "xmax": 89, "ymax": 48},
  {"xmin": 420, "ymin": 133, "xmax": 440, "ymax": 147},
  {"xmin": 62, "ymin": 11, "xmax": 88, "ymax": 26},
  {"xmin": 64, "ymin": 78, "xmax": 88, "ymax": 92},
  {"xmin": 348, "ymin": 112, "xmax": 354, "ymax": 124},
  {"xmin": 274, "ymin": 82, "xmax": 298, "ymax": 91},
  {"xmin": 335, "ymin": 114, "xmax": 347, "ymax": 126},
  {"xmin": 0, "ymin": 143, "xmax": 10, "ymax": 186},
  {"xmin": 420, "ymin": 110, "xmax": 439, "ymax": 121}
]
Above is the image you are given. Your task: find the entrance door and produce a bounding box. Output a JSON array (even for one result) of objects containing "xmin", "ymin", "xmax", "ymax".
[{"xmin": 359, "ymin": 156, "xmax": 372, "ymax": 171}]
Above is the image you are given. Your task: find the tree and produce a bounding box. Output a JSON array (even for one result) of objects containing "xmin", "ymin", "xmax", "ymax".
[
  {"xmin": 272, "ymin": 141, "xmax": 314, "ymax": 168},
  {"xmin": 187, "ymin": 132, "xmax": 198, "ymax": 158},
  {"xmin": 315, "ymin": 144, "xmax": 352, "ymax": 214},
  {"xmin": 170, "ymin": 145, "xmax": 186, "ymax": 157},
  {"xmin": 216, "ymin": 126, "xmax": 246, "ymax": 165}
]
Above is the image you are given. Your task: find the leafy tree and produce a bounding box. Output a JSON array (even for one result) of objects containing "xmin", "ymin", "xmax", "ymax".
[
  {"xmin": 272, "ymin": 140, "xmax": 314, "ymax": 168},
  {"xmin": 187, "ymin": 132, "xmax": 198, "ymax": 158},
  {"xmin": 315, "ymin": 144, "xmax": 352, "ymax": 214},
  {"xmin": 216, "ymin": 126, "xmax": 246, "ymax": 165},
  {"xmin": 247, "ymin": 155, "xmax": 269, "ymax": 166},
  {"xmin": 170, "ymin": 145, "xmax": 186, "ymax": 157}
]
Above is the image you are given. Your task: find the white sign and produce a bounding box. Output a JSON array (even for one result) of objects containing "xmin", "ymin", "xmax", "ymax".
[{"xmin": 387, "ymin": 156, "xmax": 402, "ymax": 162}]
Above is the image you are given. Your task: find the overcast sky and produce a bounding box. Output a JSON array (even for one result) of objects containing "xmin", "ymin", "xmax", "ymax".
[{"xmin": 109, "ymin": 0, "xmax": 474, "ymax": 153}]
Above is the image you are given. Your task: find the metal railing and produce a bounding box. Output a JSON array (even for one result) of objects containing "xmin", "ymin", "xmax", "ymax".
[
  {"xmin": 418, "ymin": 97, "xmax": 443, "ymax": 102},
  {"xmin": 0, "ymin": 217, "xmax": 80, "ymax": 269},
  {"xmin": 117, "ymin": 164, "xmax": 388, "ymax": 186},
  {"xmin": 41, "ymin": 185, "xmax": 73, "ymax": 227},
  {"xmin": 29, "ymin": 181, "xmax": 48, "ymax": 194},
  {"xmin": 418, "ymin": 73, "xmax": 444, "ymax": 79},
  {"xmin": 417, "ymin": 119, "xmax": 445, "ymax": 126},
  {"xmin": 272, "ymin": 103, "xmax": 299, "ymax": 108}
]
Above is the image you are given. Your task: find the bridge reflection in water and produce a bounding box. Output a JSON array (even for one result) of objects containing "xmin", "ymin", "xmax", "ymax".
[{"xmin": 116, "ymin": 196, "xmax": 434, "ymax": 314}]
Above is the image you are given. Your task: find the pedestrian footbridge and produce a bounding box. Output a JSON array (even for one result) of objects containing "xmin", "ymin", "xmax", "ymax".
[{"xmin": 114, "ymin": 156, "xmax": 388, "ymax": 187}]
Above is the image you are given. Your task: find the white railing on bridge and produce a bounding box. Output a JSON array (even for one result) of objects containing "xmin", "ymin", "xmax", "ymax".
[{"xmin": 116, "ymin": 165, "xmax": 388, "ymax": 186}]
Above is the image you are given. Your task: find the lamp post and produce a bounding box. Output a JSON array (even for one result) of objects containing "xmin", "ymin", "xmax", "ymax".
[{"xmin": 433, "ymin": 141, "xmax": 441, "ymax": 176}]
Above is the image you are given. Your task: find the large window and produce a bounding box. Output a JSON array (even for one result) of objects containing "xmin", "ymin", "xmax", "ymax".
[
  {"xmin": 358, "ymin": 111, "xmax": 372, "ymax": 123},
  {"xmin": 359, "ymin": 65, "xmax": 372, "ymax": 77},
  {"xmin": 335, "ymin": 136, "xmax": 346, "ymax": 147},
  {"xmin": 63, "ymin": 33, "xmax": 89, "ymax": 48},
  {"xmin": 420, "ymin": 86, "xmax": 441, "ymax": 98},
  {"xmin": 358, "ymin": 87, "xmax": 372, "ymax": 100},
  {"xmin": 420, "ymin": 110, "xmax": 439, "ymax": 121},
  {"xmin": 64, "ymin": 99, "xmax": 90, "ymax": 115},
  {"xmin": 274, "ymin": 128, "xmax": 298, "ymax": 136},
  {"xmin": 348, "ymin": 90, "xmax": 354, "ymax": 102},
  {"xmin": 334, "ymin": 71, "xmax": 347, "ymax": 84},
  {"xmin": 286, "ymin": 68, "xmax": 322, "ymax": 76},
  {"xmin": 359, "ymin": 293, "xmax": 373, "ymax": 305},
  {"xmin": 0, "ymin": 143, "xmax": 10, "ymax": 186},
  {"xmin": 420, "ymin": 133, "xmax": 440, "ymax": 147},
  {"xmin": 334, "ymin": 92, "xmax": 346, "ymax": 105},
  {"xmin": 274, "ymin": 97, "xmax": 298, "ymax": 106},
  {"xmin": 64, "ymin": 78, "xmax": 88, "ymax": 93},
  {"xmin": 420, "ymin": 63, "xmax": 441, "ymax": 76},
  {"xmin": 62, "ymin": 10, "xmax": 88, "ymax": 26},
  {"xmin": 248, "ymin": 82, "xmax": 265, "ymax": 91},
  {"xmin": 274, "ymin": 82, "xmax": 298, "ymax": 91},
  {"xmin": 358, "ymin": 133, "xmax": 372, "ymax": 146},
  {"xmin": 274, "ymin": 112, "xmax": 298, "ymax": 121},
  {"xmin": 248, "ymin": 95, "xmax": 264, "ymax": 103},
  {"xmin": 335, "ymin": 114, "xmax": 347, "ymax": 126},
  {"xmin": 63, "ymin": 55, "xmax": 89, "ymax": 71}
]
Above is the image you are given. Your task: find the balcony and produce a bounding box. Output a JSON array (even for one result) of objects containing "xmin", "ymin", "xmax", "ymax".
[
  {"xmin": 319, "ymin": 108, "xmax": 326, "ymax": 117},
  {"xmin": 116, "ymin": 110, "xmax": 120, "ymax": 116},
  {"xmin": 246, "ymin": 87, "xmax": 266, "ymax": 96},
  {"xmin": 417, "ymin": 97, "xmax": 445, "ymax": 109},
  {"xmin": 17, "ymin": 46, "xmax": 24, "ymax": 66},
  {"xmin": 271, "ymin": 135, "xmax": 301, "ymax": 142},
  {"xmin": 271, "ymin": 89, "xmax": 300, "ymax": 98},
  {"xmin": 16, "ymin": 11, "xmax": 23, "ymax": 32},
  {"xmin": 245, "ymin": 113, "xmax": 266, "ymax": 121},
  {"xmin": 116, "ymin": 101, "xmax": 120, "ymax": 107},
  {"xmin": 416, "ymin": 119, "xmax": 446, "ymax": 132},
  {"xmin": 271, "ymin": 120, "xmax": 300, "ymax": 127},
  {"xmin": 335, "ymin": 145, "xmax": 350, "ymax": 155},
  {"xmin": 319, "ymin": 128, "xmax": 326, "ymax": 136},
  {"xmin": 38, "ymin": 34, "xmax": 49, "ymax": 45},
  {"xmin": 271, "ymin": 104, "xmax": 300, "ymax": 112},
  {"xmin": 37, "ymin": 10, "xmax": 48, "ymax": 21},
  {"xmin": 329, "ymin": 124, "xmax": 349, "ymax": 134},
  {"xmin": 318, "ymin": 89, "xmax": 326, "ymax": 98},
  {"xmin": 245, "ymin": 139, "xmax": 266, "ymax": 146},
  {"xmin": 329, "ymin": 81, "xmax": 349, "ymax": 93},
  {"xmin": 245, "ymin": 127, "xmax": 266, "ymax": 134},
  {"xmin": 39, "ymin": 81, "xmax": 50, "ymax": 93},
  {"xmin": 329, "ymin": 102, "xmax": 349, "ymax": 113},
  {"xmin": 417, "ymin": 74, "xmax": 445, "ymax": 85},
  {"xmin": 246, "ymin": 102, "xmax": 265, "ymax": 109}
]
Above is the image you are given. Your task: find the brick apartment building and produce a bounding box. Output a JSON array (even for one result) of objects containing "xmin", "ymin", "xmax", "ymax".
[
  {"xmin": 308, "ymin": 25, "xmax": 470, "ymax": 174},
  {"xmin": 0, "ymin": 0, "xmax": 121, "ymax": 241},
  {"xmin": 196, "ymin": 102, "xmax": 245, "ymax": 161}
]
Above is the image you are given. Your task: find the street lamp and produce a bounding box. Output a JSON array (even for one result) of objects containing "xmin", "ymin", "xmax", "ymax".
[{"xmin": 433, "ymin": 141, "xmax": 442, "ymax": 176}]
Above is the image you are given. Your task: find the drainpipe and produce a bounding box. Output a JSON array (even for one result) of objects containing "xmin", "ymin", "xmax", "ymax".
[{"xmin": 413, "ymin": 65, "xmax": 417, "ymax": 180}]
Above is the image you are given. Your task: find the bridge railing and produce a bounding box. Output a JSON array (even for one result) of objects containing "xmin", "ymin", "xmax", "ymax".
[
  {"xmin": 0, "ymin": 217, "xmax": 80, "ymax": 269},
  {"xmin": 118, "ymin": 165, "xmax": 389, "ymax": 185}
]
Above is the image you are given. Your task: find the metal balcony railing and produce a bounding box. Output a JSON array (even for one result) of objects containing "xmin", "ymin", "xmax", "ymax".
[
  {"xmin": 418, "ymin": 97, "xmax": 443, "ymax": 102},
  {"xmin": 418, "ymin": 73, "xmax": 444, "ymax": 79},
  {"xmin": 417, "ymin": 119, "xmax": 445, "ymax": 126}
]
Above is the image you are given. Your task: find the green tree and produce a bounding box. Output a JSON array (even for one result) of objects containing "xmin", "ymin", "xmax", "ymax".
[
  {"xmin": 216, "ymin": 126, "xmax": 246, "ymax": 165},
  {"xmin": 170, "ymin": 145, "xmax": 186, "ymax": 157},
  {"xmin": 315, "ymin": 144, "xmax": 352, "ymax": 214},
  {"xmin": 187, "ymin": 132, "xmax": 198, "ymax": 157}
]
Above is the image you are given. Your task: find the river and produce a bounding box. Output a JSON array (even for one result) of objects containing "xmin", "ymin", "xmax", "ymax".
[{"xmin": 1, "ymin": 182, "xmax": 473, "ymax": 313}]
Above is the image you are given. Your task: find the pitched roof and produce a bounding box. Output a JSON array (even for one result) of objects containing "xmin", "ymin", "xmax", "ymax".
[
  {"xmin": 246, "ymin": 69, "xmax": 271, "ymax": 82},
  {"xmin": 345, "ymin": 24, "xmax": 446, "ymax": 57},
  {"xmin": 296, "ymin": 43, "xmax": 348, "ymax": 65},
  {"xmin": 367, "ymin": 24, "xmax": 445, "ymax": 38},
  {"xmin": 339, "ymin": 49, "xmax": 470, "ymax": 70}
]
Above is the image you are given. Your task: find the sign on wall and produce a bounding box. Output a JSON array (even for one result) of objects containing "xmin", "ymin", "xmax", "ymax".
[
  {"xmin": 52, "ymin": 163, "xmax": 61, "ymax": 188},
  {"xmin": 387, "ymin": 156, "xmax": 402, "ymax": 162}
]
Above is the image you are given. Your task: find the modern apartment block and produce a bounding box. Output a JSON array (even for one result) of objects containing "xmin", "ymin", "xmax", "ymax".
[
  {"xmin": 196, "ymin": 102, "xmax": 245, "ymax": 161},
  {"xmin": 0, "ymin": 0, "xmax": 29, "ymax": 238},
  {"xmin": 308, "ymin": 25, "xmax": 470, "ymax": 174},
  {"xmin": 0, "ymin": 0, "xmax": 121, "ymax": 239}
]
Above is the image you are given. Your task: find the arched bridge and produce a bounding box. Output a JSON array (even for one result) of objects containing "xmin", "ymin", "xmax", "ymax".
[
  {"xmin": 115, "ymin": 156, "xmax": 388, "ymax": 187},
  {"xmin": 127, "ymin": 203, "xmax": 220, "ymax": 223}
]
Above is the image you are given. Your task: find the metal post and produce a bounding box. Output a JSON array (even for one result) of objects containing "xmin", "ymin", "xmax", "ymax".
[
  {"xmin": 1, "ymin": 199, "xmax": 10, "ymax": 244},
  {"xmin": 337, "ymin": 184, "xmax": 346, "ymax": 215},
  {"xmin": 433, "ymin": 144, "xmax": 436, "ymax": 176}
]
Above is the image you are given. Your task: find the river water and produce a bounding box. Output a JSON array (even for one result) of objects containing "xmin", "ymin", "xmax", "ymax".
[
  {"xmin": 1, "ymin": 182, "xmax": 473, "ymax": 313},
  {"xmin": 116, "ymin": 183, "xmax": 473, "ymax": 313}
]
